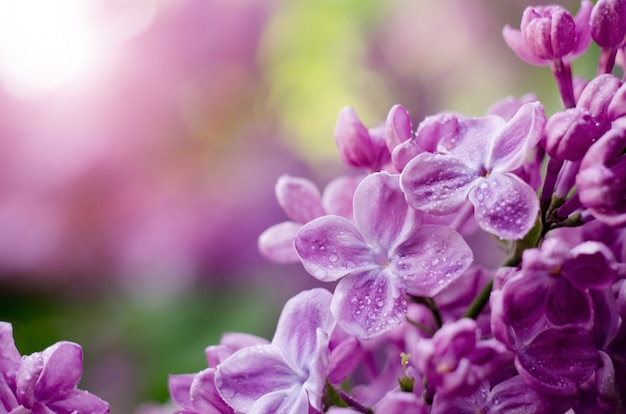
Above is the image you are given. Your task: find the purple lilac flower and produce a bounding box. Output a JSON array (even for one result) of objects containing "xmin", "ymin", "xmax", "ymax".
[
  {"xmin": 169, "ymin": 332, "xmax": 269, "ymax": 414},
  {"xmin": 0, "ymin": 322, "xmax": 110, "ymax": 414},
  {"xmin": 258, "ymin": 174, "xmax": 363, "ymax": 263},
  {"xmin": 414, "ymin": 318, "xmax": 511, "ymax": 398},
  {"xmin": 400, "ymin": 102, "xmax": 545, "ymax": 240},
  {"xmin": 214, "ymin": 288, "xmax": 335, "ymax": 414},
  {"xmin": 577, "ymin": 117, "xmax": 626, "ymax": 226},
  {"xmin": 295, "ymin": 172, "xmax": 472, "ymax": 339},
  {"xmin": 591, "ymin": 0, "xmax": 626, "ymax": 73},
  {"xmin": 502, "ymin": 1, "xmax": 592, "ymax": 65}
]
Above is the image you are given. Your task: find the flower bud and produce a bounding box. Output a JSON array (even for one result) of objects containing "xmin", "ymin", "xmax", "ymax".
[
  {"xmin": 521, "ymin": 5, "xmax": 576, "ymax": 60},
  {"xmin": 334, "ymin": 107, "xmax": 390, "ymax": 170},
  {"xmin": 545, "ymin": 108, "xmax": 596, "ymax": 161},
  {"xmin": 591, "ymin": 0, "xmax": 626, "ymax": 47}
]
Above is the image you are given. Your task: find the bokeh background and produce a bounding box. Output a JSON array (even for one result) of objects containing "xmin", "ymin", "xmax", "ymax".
[{"xmin": 0, "ymin": 0, "xmax": 591, "ymax": 411}]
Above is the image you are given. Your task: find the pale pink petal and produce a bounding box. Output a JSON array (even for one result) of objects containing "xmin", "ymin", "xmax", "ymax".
[
  {"xmin": 502, "ymin": 25, "xmax": 549, "ymax": 66},
  {"xmin": 275, "ymin": 175, "xmax": 325, "ymax": 223},
  {"xmin": 258, "ymin": 221, "xmax": 302, "ymax": 264}
]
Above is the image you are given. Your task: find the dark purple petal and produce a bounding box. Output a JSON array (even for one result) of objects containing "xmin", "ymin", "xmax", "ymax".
[
  {"xmin": 516, "ymin": 328, "xmax": 597, "ymax": 395},
  {"xmin": 544, "ymin": 278, "xmax": 591, "ymax": 327},
  {"xmin": 544, "ymin": 108, "xmax": 597, "ymax": 161},
  {"xmin": 488, "ymin": 375, "xmax": 574, "ymax": 414},
  {"xmin": 331, "ymin": 270, "xmax": 408, "ymax": 339},
  {"xmin": 169, "ymin": 374, "xmax": 194, "ymax": 409},
  {"xmin": 469, "ymin": 173, "xmax": 539, "ymax": 240},
  {"xmin": 391, "ymin": 225, "xmax": 473, "ymax": 297},
  {"xmin": 295, "ymin": 216, "xmax": 375, "ymax": 282},
  {"xmin": 45, "ymin": 389, "xmax": 110, "ymax": 414},
  {"xmin": 401, "ymin": 153, "xmax": 478, "ymax": 216},
  {"xmin": 489, "ymin": 102, "xmax": 545, "ymax": 172},
  {"xmin": 272, "ymin": 288, "xmax": 334, "ymax": 373},
  {"xmin": 215, "ymin": 344, "xmax": 304, "ymax": 413},
  {"xmin": 258, "ymin": 221, "xmax": 302, "ymax": 264},
  {"xmin": 353, "ymin": 172, "xmax": 420, "ymax": 250},
  {"xmin": 275, "ymin": 175, "xmax": 325, "ymax": 223},
  {"xmin": 34, "ymin": 342, "xmax": 83, "ymax": 403},
  {"xmin": 562, "ymin": 241, "xmax": 618, "ymax": 288}
]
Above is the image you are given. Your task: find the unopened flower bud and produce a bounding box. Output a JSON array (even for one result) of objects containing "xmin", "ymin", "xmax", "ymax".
[
  {"xmin": 334, "ymin": 107, "xmax": 390, "ymax": 170},
  {"xmin": 521, "ymin": 5, "xmax": 576, "ymax": 60},
  {"xmin": 591, "ymin": 0, "xmax": 626, "ymax": 47}
]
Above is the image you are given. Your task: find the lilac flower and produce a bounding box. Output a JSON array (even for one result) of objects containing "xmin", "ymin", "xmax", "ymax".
[
  {"xmin": 431, "ymin": 376, "xmax": 575, "ymax": 414},
  {"xmin": 400, "ymin": 102, "xmax": 546, "ymax": 240},
  {"xmin": 591, "ymin": 0, "xmax": 626, "ymax": 48},
  {"xmin": 334, "ymin": 107, "xmax": 391, "ymax": 171},
  {"xmin": 169, "ymin": 332, "xmax": 269, "ymax": 414},
  {"xmin": 577, "ymin": 118, "xmax": 626, "ymax": 226},
  {"xmin": 295, "ymin": 172, "xmax": 472, "ymax": 339},
  {"xmin": 414, "ymin": 318, "xmax": 511, "ymax": 397},
  {"xmin": 0, "ymin": 322, "xmax": 110, "ymax": 414},
  {"xmin": 502, "ymin": 1, "xmax": 592, "ymax": 65},
  {"xmin": 214, "ymin": 288, "xmax": 335, "ymax": 414},
  {"xmin": 258, "ymin": 174, "xmax": 362, "ymax": 263},
  {"xmin": 545, "ymin": 74, "xmax": 621, "ymax": 161}
]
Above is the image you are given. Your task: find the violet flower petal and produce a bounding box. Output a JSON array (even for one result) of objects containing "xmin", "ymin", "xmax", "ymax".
[
  {"xmin": 272, "ymin": 288, "xmax": 334, "ymax": 374},
  {"xmin": 438, "ymin": 117, "xmax": 502, "ymax": 170},
  {"xmin": 331, "ymin": 270, "xmax": 408, "ymax": 339},
  {"xmin": 401, "ymin": 153, "xmax": 478, "ymax": 216},
  {"xmin": 258, "ymin": 221, "xmax": 302, "ymax": 264},
  {"xmin": 353, "ymin": 173, "xmax": 421, "ymax": 250},
  {"xmin": 321, "ymin": 175, "xmax": 363, "ymax": 221},
  {"xmin": 502, "ymin": 24, "xmax": 548, "ymax": 66},
  {"xmin": 488, "ymin": 102, "xmax": 545, "ymax": 172},
  {"xmin": 515, "ymin": 328, "xmax": 597, "ymax": 395},
  {"xmin": 469, "ymin": 173, "xmax": 539, "ymax": 240},
  {"xmin": 46, "ymin": 389, "xmax": 110, "ymax": 414},
  {"xmin": 275, "ymin": 175, "xmax": 325, "ymax": 224},
  {"xmin": 391, "ymin": 224, "xmax": 474, "ymax": 297},
  {"xmin": 384, "ymin": 104, "xmax": 413, "ymax": 154},
  {"xmin": 295, "ymin": 216, "xmax": 376, "ymax": 282},
  {"xmin": 215, "ymin": 344, "xmax": 306, "ymax": 413},
  {"xmin": 33, "ymin": 342, "xmax": 83, "ymax": 403},
  {"xmin": 169, "ymin": 374, "xmax": 195, "ymax": 409}
]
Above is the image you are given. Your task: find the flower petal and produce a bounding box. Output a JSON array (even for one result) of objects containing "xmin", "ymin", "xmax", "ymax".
[
  {"xmin": 502, "ymin": 25, "xmax": 549, "ymax": 66},
  {"xmin": 437, "ymin": 116, "xmax": 502, "ymax": 170},
  {"xmin": 272, "ymin": 289, "xmax": 334, "ymax": 373},
  {"xmin": 401, "ymin": 153, "xmax": 479, "ymax": 216},
  {"xmin": 295, "ymin": 216, "xmax": 376, "ymax": 282},
  {"xmin": 46, "ymin": 389, "xmax": 110, "ymax": 414},
  {"xmin": 0, "ymin": 322, "xmax": 21, "ymax": 385},
  {"xmin": 169, "ymin": 374, "xmax": 194, "ymax": 409},
  {"xmin": 275, "ymin": 175, "xmax": 325, "ymax": 224},
  {"xmin": 34, "ymin": 342, "xmax": 83, "ymax": 403},
  {"xmin": 353, "ymin": 172, "xmax": 420, "ymax": 250},
  {"xmin": 215, "ymin": 344, "xmax": 304, "ymax": 413},
  {"xmin": 391, "ymin": 225, "xmax": 473, "ymax": 297},
  {"xmin": 190, "ymin": 368, "xmax": 233, "ymax": 414},
  {"xmin": 469, "ymin": 173, "xmax": 539, "ymax": 240},
  {"xmin": 331, "ymin": 270, "xmax": 408, "ymax": 339},
  {"xmin": 321, "ymin": 174, "xmax": 363, "ymax": 220},
  {"xmin": 258, "ymin": 221, "xmax": 302, "ymax": 264},
  {"xmin": 488, "ymin": 102, "xmax": 545, "ymax": 172}
]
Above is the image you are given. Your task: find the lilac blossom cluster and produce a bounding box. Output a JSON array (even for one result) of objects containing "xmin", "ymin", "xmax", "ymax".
[
  {"xmin": 5, "ymin": 1, "xmax": 626, "ymax": 413},
  {"xmin": 165, "ymin": 1, "xmax": 626, "ymax": 413}
]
